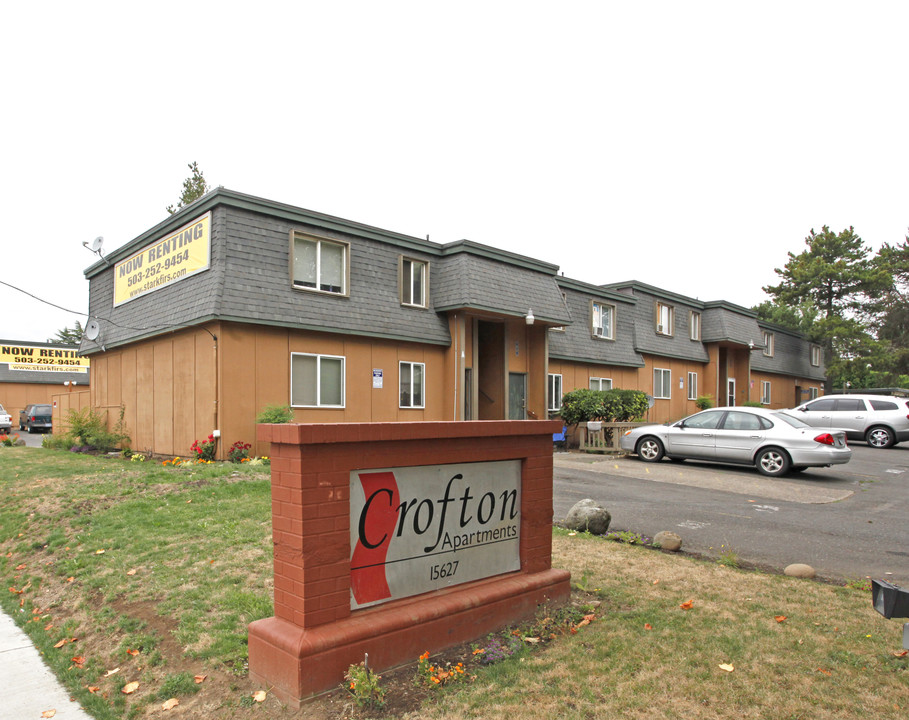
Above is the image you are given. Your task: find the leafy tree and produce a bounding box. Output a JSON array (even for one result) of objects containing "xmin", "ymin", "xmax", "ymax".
[
  {"xmin": 870, "ymin": 235, "xmax": 909, "ymax": 380},
  {"xmin": 752, "ymin": 299, "xmax": 818, "ymax": 336},
  {"xmin": 48, "ymin": 321, "xmax": 83, "ymax": 345},
  {"xmin": 558, "ymin": 389, "xmax": 649, "ymax": 427},
  {"xmin": 166, "ymin": 161, "xmax": 210, "ymax": 215},
  {"xmin": 763, "ymin": 226, "xmax": 889, "ymax": 392}
]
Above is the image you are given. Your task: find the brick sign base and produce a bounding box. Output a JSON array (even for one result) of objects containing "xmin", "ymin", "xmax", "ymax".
[{"xmin": 248, "ymin": 421, "xmax": 571, "ymax": 706}]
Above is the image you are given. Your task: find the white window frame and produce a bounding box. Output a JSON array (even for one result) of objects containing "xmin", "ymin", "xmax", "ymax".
[
  {"xmin": 400, "ymin": 257, "xmax": 428, "ymax": 308},
  {"xmin": 762, "ymin": 331, "xmax": 774, "ymax": 357},
  {"xmin": 656, "ymin": 303, "xmax": 674, "ymax": 336},
  {"xmin": 548, "ymin": 373, "xmax": 563, "ymax": 412},
  {"xmin": 290, "ymin": 352, "xmax": 346, "ymax": 408},
  {"xmin": 589, "ymin": 377, "xmax": 613, "ymax": 391},
  {"xmin": 761, "ymin": 380, "xmax": 771, "ymax": 405},
  {"xmin": 809, "ymin": 387, "xmax": 819, "ymax": 400},
  {"xmin": 689, "ymin": 311, "xmax": 701, "ymax": 341},
  {"xmin": 291, "ymin": 233, "xmax": 349, "ymax": 295},
  {"xmin": 399, "ymin": 361, "xmax": 425, "ymax": 409},
  {"xmin": 591, "ymin": 301, "xmax": 615, "ymax": 340},
  {"xmin": 687, "ymin": 372, "xmax": 698, "ymax": 400},
  {"xmin": 810, "ymin": 344, "xmax": 821, "ymax": 366},
  {"xmin": 654, "ymin": 368, "xmax": 671, "ymax": 399}
]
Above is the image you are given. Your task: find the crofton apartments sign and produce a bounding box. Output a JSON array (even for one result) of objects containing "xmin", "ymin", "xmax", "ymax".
[{"xmin": 350, "ymin": 460, "xmax": 521, "ymax": 609}]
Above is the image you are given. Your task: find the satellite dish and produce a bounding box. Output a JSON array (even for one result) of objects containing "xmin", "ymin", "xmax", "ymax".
[
  {"xmin": 89, "ymin": 236, "xmax": 104, "ymax": 252},
  {"xmin": 646, "ymin": 394, "xmax": 655, "ymax": 409},
  {"xmin": 84, "ymin": 319, "xmax": 102, "ymax": 341}
]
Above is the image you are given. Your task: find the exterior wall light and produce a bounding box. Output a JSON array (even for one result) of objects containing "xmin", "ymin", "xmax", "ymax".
[{"xmin": 525, "ymin": 309, "xmax": 534, "ymax": 326}]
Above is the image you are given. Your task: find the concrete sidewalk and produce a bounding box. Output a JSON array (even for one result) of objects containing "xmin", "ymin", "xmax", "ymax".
[{"xmin": 0, "ymin": 610, "xmax": 94, "ymax": 719}]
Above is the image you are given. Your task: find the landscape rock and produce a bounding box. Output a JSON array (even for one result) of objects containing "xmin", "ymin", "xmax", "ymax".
[
  {"xmin": 565, "ymin": 499, "xmax": 611, "ymax": 535},
  {"xmin": 784, "ymin": 563, "xmax": 816, "ymax": 578},
  {"xmin": 653, "ymin": 531, "xmax": 682, "ymax": 552}
]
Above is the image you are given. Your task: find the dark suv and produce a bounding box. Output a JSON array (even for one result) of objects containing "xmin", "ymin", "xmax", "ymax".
[
  {"xmin": 19, "ymin": 404, "xmax": 53, "ymax": 433},
  {"xmin": 788, "ymin": 394, "xmax": 909, "ymax": 448}
]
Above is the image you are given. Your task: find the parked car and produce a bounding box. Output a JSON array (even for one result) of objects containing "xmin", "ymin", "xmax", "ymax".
[
  {"xmin": 620, "ymin": 406, "xmax": 851, "ymax": 477},
  {"xmin": 19, "ymin": 404, "xmax": 53, "ymax": 433},
  {"xmin": 787, "ymin": 394, "xmax": 909, "ymax": 448},
  {"xmin": 0, "ymin": 403, "xmax": 11, "ymax": 434}
]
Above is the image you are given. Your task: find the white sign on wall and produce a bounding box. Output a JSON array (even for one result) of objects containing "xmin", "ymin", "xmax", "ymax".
[{"xmin": 350, "ymin": 460, "xmax": 521, "ymax": 610}]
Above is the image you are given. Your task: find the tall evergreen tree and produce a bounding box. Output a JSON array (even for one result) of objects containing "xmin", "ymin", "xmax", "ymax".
[
  {"xmin": 763, "ymin": 226, "xmax": 889, "ymax": 392},
  {"xmin": 166, "ymin": 161, "xmax": 210, "ymax": 215},
  {"xmin": 48, "ymin": 321, "xmax": 83, "ymax": 345},
  {"xmin": 871, "ymin": 235, "xmax": 909, "ymax": 380}
]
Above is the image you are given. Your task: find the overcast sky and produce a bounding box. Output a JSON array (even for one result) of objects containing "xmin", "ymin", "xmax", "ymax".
[{"xmin": 3, "ymin": 1, "xmax": 908, "ymax": 343}]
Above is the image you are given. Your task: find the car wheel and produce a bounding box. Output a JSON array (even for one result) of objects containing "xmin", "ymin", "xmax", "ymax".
[
  {"xmin": 866, "ymin": 426, "xmax": 894, "ymax": 449},
  {"xmin": 26, "ymin": 425, "xmax": 31, "ymax": 433},
  {"xmin": 756, "ymin": 447, "xmax": 790, "ymax": 477},
  {"xmin": 636, "ymin": 437, "xmax": 665, "ymax": 463}
]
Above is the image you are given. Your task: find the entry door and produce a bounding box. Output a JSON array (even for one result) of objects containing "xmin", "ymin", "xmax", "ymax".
[
  {"xmin": 727, "ymin": 378, "xmax": 736, "ymax": 406},
  {"xmin": 508, "ymin": 373, "xmax": 526, "ymax": 420}
]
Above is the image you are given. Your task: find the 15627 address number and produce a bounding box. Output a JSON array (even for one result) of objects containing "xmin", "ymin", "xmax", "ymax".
[{"xmin": 429, "ymin": 560, "xmax": 459, "ymax": 581}]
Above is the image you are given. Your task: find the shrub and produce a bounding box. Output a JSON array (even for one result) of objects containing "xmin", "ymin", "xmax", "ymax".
[
  {"xmin": 191, "ymin": 435, "xmax": 217, "ymax": 461},
  {"xmin": 345, "ymin": 662, "xmax": 385, "ymax": 709},
  {"xmin": 227, "ymin": 440, "xmax": 251, "ymax": 463},
  {"xmin": 63, "ymin": 407, "xmax": 130, "ymax": 452},
  {"xmin": 558, "ymin": 388, "xmax": 649, "ymax": 427},
  {"xmin": 695, "ymin": 394, "xmax": 714, "ymax": 410},
  {"xmin": 255, "ymin": 404, "xmax": 294, "ymax": 423}
]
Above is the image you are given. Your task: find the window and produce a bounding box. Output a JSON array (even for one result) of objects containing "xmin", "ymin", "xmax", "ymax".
[
  {"xmin": 589, "ymin": 377, "xmax": 612, "ymax": 391},
  {"xmin": 656, "ymin": 303, "xmax": 673, "ymax": 336},
  {"xmin": 292, "ymin": 234, "xmax": 348, "ymax": 294},
  {"xmin": 653, "ymin": 368, "xmax": 671, "ymax": 399},
  {"xmin": 689, "ymin": 311, "xmax": 701, "ymax": 341},
  {"xmin": 761, "ymin": 380, "xmax": 771, "ymax": 405},
  {"xmin": 548, "ymin": 374, "xmax": 563, "ymax": 412},
  {"xmin": 400, "ymin": 257, "xmax": 428, "ymax": 307},
  {"xmin": 591, "ymin": 301, "xmax": 615, "ymax": 340},
  {"xmin": 687, "ymin": 372, "xmax": 698, "ymax": 400},
  {"xmin": 870, "ymin": 399, "xmax": 899, "ymax": 411},
  {"xmin": 810, "ymin": 344, "xmax": 821, "ymax": 366},
  {"xmin": 809, "ymin": 387, "xmax": 819, "ymax": 400},
  {"xmin": 723, "ymin": 411, "xmax": 768, "ymax": 431},
  {"xmin": 683, "ymin": 411, "xmax": 723, "ymax": 429},
  {"xmin": 762, "ymin": 331, "xmax": 774, "ymax": 357},
  {"xmin": 399, "ymin": 361, "xmax": 425, "ymax": 408},
  {"xmin": 291, "ymin": 353, "xmax": 345, "ymax": 407}
]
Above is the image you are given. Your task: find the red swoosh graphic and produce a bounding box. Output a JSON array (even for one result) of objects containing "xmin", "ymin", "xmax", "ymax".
[{"xmin": 351, "ymin": 471, "xmax": 399, "ymax": 606}]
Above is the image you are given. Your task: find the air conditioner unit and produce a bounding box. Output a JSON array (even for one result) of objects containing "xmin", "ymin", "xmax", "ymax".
[
  {"xmin": 657, "ymin": 324, "xmax": 664, "ymax": 333},
  {"xmin": 594, "ymin": 326, "xmax": 603, "ymax": 336}
]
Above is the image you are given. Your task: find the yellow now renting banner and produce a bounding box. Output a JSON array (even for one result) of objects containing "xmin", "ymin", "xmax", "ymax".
[
  {"xmin": 113, "ymin": 212, "xmax": 211, "ymax": 307},
  {"xmin": 0, "ymin": 344, "xmax": 90, "ymax": 373}
]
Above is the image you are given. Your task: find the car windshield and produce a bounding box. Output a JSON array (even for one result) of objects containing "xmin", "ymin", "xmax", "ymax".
[
  {"xmin": 35, "ymin": 405, "xmax": 51, "ymax": 413},
  {"xmin": 773, "ymin": 411, "xmax": 810, "ymax": 429}
]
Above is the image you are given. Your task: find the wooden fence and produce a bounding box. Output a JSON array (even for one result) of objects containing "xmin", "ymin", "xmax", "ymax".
[{"xmin": 578, "ymin": 422, "xmax": 655, "ymax": 452}]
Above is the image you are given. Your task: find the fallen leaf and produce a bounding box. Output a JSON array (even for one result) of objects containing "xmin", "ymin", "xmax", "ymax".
[
  {"xmin": 775, "ymin": 616, "xmax": 787, "ymax": 623},
  {"xmin": 253, "ymin": 690, "xmax": 267, "ymax": 703},
  {"xmin": 87, "ymin": 686, "xmax": 100, "ymax": 694},
  {"xmin": 523, "ymin": 636, "xmax": 541, "ymax": 643},
  {"xmin": 71, "ymin": 655, "xmax": 86, "ymax": 667},
  {"xmin": 65, "ymin": 577, "xmax": 74, "ymax": 583},
  {"xmin": 644, "ymin": 623, "xmax": 653, "ymax": 630},
  {"xmin": 95, "ymin": 549, "xmax": 105, "ymax": 555},
  {"xmin": 103, "ymin": 667, "xmax": 120, "ymax": 677},
  {"xmin": 719, "ymin": 664, "xmax": 735, "ymax": 672},
  {"xmin": 53, "ymin": 639, "xmax": 68, "ymax": 649},
  {"xmin": 162, "ymin": 698, "xmax": 179, "ymax": 710},
  {"xmin": 892, "ymin": 650, "xmax": 909, "ymax": 658},
  {"xmin": 126, "ymin": 569, "xmax": 137, "ymax": 576},
  {"xmin": 122, "ymin": 681, "xmax": 139, "ymax": 694},
  {"xmin": 41, "ymin": 711, "xmax": 56, "ymax": 718},
  {"xmin": 652, "ymin": 580, "xmax": 660, "ymax": 585},
  {"xmin": 679, "ymin": 600, "xmax": 694, "ymax": 610},
  {"xmin": 15, "ymin": 563, "xmax": 26, "ymax": 570},
  {"xmin": 126, "ymin": 648, "xmax": 140, "ymax": 656},
  {"xmin": 193, "ymin": 674, "xmax": 207, "ymax": 684},
  {"xmin": 817, "ymin": 668, "xmax": 832, "ymax": 676}
]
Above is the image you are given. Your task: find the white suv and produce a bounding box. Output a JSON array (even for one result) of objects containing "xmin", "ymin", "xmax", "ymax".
[
  {"xmin": 0, "ymin": 403, "xmax": 11, "ymax": 434},
  {"xmin": 789, "ymin": 394, "xmax": 909, "ymax": 448}
]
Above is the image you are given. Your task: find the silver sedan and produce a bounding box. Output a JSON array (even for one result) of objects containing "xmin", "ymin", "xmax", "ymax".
[{"xmin": 619, "ymin": 406, "xmax": 852, "ymax": 477}]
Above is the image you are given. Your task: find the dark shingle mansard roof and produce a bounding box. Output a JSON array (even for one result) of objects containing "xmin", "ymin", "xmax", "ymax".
[
  {"xmin": 433, "ymin": 242, "xmax": 571, "ymax": 325},
  {"xmin": 603, "ymin": 281, "xmax": 709, "ymax": 362},
  {"xmin": 81, "ymin": 189, "xmax": 568, "ymax": 352},
  {"xmin": 548, "ymin": 278, "xmax": 644, "ymax": 367},
  {"xmin": 752, "ymin": 322, "xmax": 826, "ymax": 381},
  {"xmin": 701, "ymin": 302, "xmax": 764, "ymax": 346}
]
